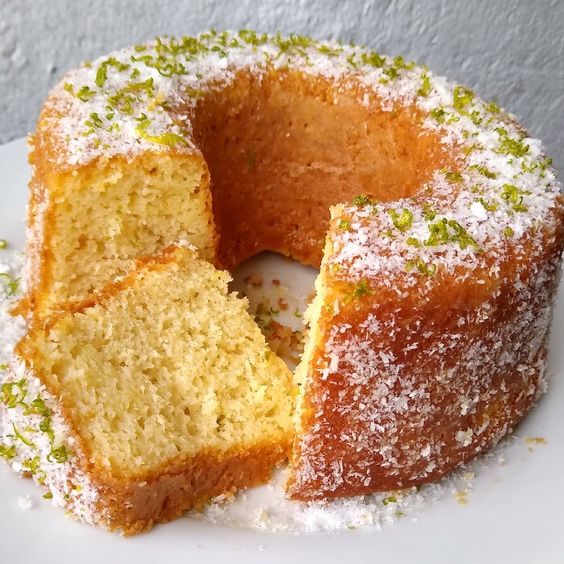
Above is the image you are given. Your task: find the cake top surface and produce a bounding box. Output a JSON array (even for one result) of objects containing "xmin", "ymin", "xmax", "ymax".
[{"xmin": 41, "ymin": 29, "xmax": 561, "ymax": 280}]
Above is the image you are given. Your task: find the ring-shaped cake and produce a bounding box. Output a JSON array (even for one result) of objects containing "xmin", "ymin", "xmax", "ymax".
[{"xmin": 2, "ymin": 30, "xmax": 562, "ymax": 529}]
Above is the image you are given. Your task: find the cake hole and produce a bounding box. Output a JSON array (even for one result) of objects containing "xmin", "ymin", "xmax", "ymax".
[{"xmin": 192, "ymin": 68, "xmax": 455, "ymax": 268}]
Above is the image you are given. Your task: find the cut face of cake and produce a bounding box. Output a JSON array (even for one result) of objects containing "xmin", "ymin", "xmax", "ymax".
[
  {"xmin": 24, "ymin": 150, "xmax": 218, "ymax": 319},
  {"xmin": 0, "ymin": 245, "xmax": 293, "ymax": 533}
]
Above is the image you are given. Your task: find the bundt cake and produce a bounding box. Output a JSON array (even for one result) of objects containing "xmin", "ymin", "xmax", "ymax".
[
  {"xmin": 6, "ymin": 30, "xmax": 564, "ymax": 517},
  {"xmin": 1, "ymin": 245, "xmax": 293, "ymax": 533}
]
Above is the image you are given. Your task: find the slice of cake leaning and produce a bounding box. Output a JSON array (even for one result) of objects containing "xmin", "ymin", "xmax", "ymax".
[{"xmin": 0, "ymin": 245, "xmax": 293, "ymax": 534}]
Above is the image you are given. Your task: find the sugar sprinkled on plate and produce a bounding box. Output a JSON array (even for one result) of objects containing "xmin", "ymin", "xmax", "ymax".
[{"xmin": 17, "ymin": 494, "xmax": 35, "ymax": 510}]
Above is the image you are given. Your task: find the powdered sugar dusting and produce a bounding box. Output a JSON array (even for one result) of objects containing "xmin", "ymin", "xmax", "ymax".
[
  {"xmin": 289, "ymin": 239, "xmax": 560, "ymax": 496},
  {"xmin": 17, "ymin": 494, "xmax": 35, "ymax": 510},
  {"xmin": 0, "ymin": 249, "xmax": 561, "ymax": 534}
]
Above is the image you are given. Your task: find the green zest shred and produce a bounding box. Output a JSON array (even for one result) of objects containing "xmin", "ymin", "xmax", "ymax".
[
  {"xmin": 498, "ymin": 137, "xmax": 529, "ymax": 158},
  {"xmin": 453, "ymin": 85, "xmax": 475, "ymax": 111},
  {"xmin": 130, "ymin": 47, "xmax": 188, "ymax": 77},
  {"xmin": 346, "ymin": 54, "xmax": 358, "ymax": 69},
  {"xmin": 468, "ymin": 164, "xmax": 497, "ymax": 179},
  {"xmin": 39, "ymin": 418, "xmax": 55, "ymax": 444},
  {"xmin": 0, "ymin": 444, "xmax": 16, "ymax": 459},
  {"xmin": 106, "ymin": 78, "xmax": 155, "ymax": 115},
  {"xmin": 443, "ymin": 170, "xmax": 463, "ymax": 183},
  {"xmin": 22, "ymin": 455, "xmax": 41, "ymax": 474},
  {"xmin": 272, "ymin": 33, "xmax": 314, "ymax": 56},
  {"xmin": 477, "ymin": 197, "xmax": 498, "ymax": 212},
  {"xmin": 540, "ymin": 156, "xmax": 553, "ymax": 170},
  {"xmin": 85, "ymin": 112, "xmax": 103, "ymax": 130},
  {"xmin": 0, "ymin": 273, "xmax": 20, "ymax": 296},
  {"xmin": 388, "ymin": 208, "xmax": 414, "ymax": 232},
  {"xmin": 1, "ymin": 379, "xmax": 27, "ymax": 408},
  {"xmin": 425, "ymin": 218, "xmax": 454, "ymax": 246},
  {"xmin": 521, "ymin": 156, "xmax": 552, "ymax": 174},
  {"xmin": 485, "ymin": 101, "xmax": 501, "ymax": 114},
  {"xmin": 48, "ymin": 445, "xmax": 70, "ymax": 464},
  {"xmin": 352, "ymin": 194, "xmax": 376, "ymax": 207},
  {"xmin": 462, "ymin": 143, "xmax": 479, "ymax": 156},
  {"xmin": 76, "ymin": 86, "xmax": 96, "ymax": 102},
  {"xmin": 406, "ymin": 258, "xmax": 436, "ymax": 276},
  {"xmin": 317, "ymin": 44, "xmax": 342, "ymax": 57},
  {"xmin": 430, "ymin": 107, "xmax": 446, "ymax": 124},
  {"xmin": 95, "ymin": 65, "xmax": 107, "ymax": 88},
  {"xmin": 350, "ymin": 279, "xmax": 372, "ymax": 300},
  {"xmin": 422, "ymin": 204, "xmax": 436, "ymax": 221},
  {"xmin": 238, "ymin": 29, "xmax": 269, "ymax": 46},
  {"xmin": 417, "ymin": 74, "xmax": 431, "ymax": 97},
  {"xmin": 501, "ymin": 183, "xmax": 530, "ymax": 212},
  {"xmin": 424, "ymin": 218, "xmax": 480, "ymax": 251},
  {"xmin": 468, "ymin": 110, "xmax": 482, "ymax": 126},
  {"xmin": 135, "ymin": 115, "xmax": 188, "ymax": 147},
  {"xmin": 361, "ymin": 51, "xmax": 386, "ymax": 68},
  {"xmin": 12, "ymin": 424, "xmax": 35, "ymax": 448},
  {"xmin": 447, "ymin": 220, "xmax": 481, "ymax": 250},
  {"xmin": 95, "ymin": 57, "xmax": 130, "ymax": 88}
]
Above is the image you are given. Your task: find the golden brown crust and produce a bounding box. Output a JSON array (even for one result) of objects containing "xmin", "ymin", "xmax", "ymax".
[{"xmin": 92, "ymin": 441, "xmax": 290, "ymax": 534}]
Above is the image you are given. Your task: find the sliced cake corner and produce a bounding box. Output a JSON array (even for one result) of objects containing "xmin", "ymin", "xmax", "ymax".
[{"xmin": 0, "ymin": 244, "xmax": 294, "ymax": 534}]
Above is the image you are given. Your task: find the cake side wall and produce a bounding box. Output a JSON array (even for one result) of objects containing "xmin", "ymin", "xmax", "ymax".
[{"xmin": 288, "ymin": 222, "xmax": 564, "ymax": 499}]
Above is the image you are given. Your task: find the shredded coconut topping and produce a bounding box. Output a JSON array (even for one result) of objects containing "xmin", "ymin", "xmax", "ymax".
[{"xmin": 41, "ymin": 30, "xmax": 561, "ymax": 278}]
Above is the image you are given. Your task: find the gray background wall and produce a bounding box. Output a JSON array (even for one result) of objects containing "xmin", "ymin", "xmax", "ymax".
[{"xmin": 1, "ymin": 0, "xmax": 563, "ymax": 171}]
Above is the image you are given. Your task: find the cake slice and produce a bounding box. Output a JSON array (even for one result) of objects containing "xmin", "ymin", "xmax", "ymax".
[{"xmin": 0, "ymin": 245, "xmax": 293, "ymax": 534}]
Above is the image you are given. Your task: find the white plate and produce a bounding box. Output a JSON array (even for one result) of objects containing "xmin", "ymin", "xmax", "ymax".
[{"xmin": 1, "ymin": 137, "xmax": 563, "ymax": 564}]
